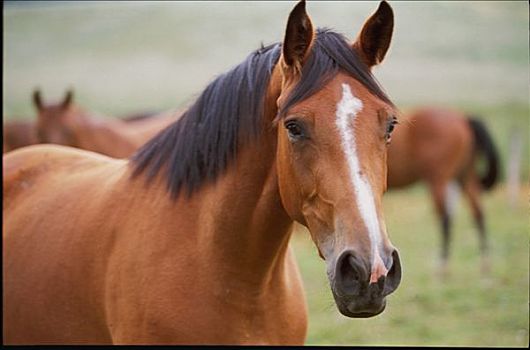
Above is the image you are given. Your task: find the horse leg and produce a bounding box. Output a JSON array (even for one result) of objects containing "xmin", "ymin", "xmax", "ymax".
[
  {"xmin": 429, "ymin": 181, "xmax": 452, "ymax": 278},
  {"xmin": 461, "ymin": 176, "xmax": 490, "ymax": 276}
]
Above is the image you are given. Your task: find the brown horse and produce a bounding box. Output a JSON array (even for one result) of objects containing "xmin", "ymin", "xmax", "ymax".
[
  {"xmin": 33, "ymin": 89, "xmax": 178, "ymax": 158},
  {"xmin": 3, "ymin": 91, "xmax": 165, "ymax": 154},
  {"xmin": 4, "ymin": 1, "xmax": 402, "ymax": 344},
  {"xmin": 387, "ymin": 107, "xmax": 499, "ymax": 276}
]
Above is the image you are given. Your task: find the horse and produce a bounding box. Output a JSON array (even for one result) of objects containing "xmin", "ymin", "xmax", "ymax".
[
  {"xmin": 3, "ymin": 0, "xmax": 402, "ymax": 344},
  {"xmin": 3, "ymin": 92, "xmax": 165, "ymax": 155},
  {"xmin": 33, "ymin": 89, "xmax": 178, "ymax": 158},
  {"xmin": 387, "ymin": 106, "xmax": 499, "ymax": 276}
]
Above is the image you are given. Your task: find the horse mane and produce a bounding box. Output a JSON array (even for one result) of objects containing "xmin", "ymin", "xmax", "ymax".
[{"xmin": 130, "ymin": 28, "xmax": 394, "ymax": 199}]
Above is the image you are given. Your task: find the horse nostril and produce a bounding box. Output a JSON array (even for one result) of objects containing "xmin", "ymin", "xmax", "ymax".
[
  {"xmin": 335, "ymin": 251, "xmax": 368, "ymax": 297},
  {"xmin": 383, "ymin": 249, "xmax": 402, "ymax": 296}
]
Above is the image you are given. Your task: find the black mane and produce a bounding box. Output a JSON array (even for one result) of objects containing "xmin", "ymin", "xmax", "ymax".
[{"xmin": 130, "ymin": 28, "xmax": 393, "ymax": 199}]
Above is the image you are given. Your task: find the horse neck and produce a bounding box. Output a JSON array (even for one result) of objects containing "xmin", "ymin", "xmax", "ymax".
[
  {"xmin": 74, "ymin": 112, "xmax": 138, "ymax": 157},
  {"xmin": 197, "ymin": 69, "xmax": 292, "ymax": 288},
  {"xmin": 120, "ymin": 110, "xmax": 181, "ymax": 143},
  {"xmin": 140, "ymin": 68, "xmax": 294, "ymax": 290}
]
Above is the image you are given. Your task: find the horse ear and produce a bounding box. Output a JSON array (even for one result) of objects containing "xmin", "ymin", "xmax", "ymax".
[
  {"xmin": 282, "ymin": 0, "xmax": 314, "ymax": 73},
  {"xmin": 352, "ymin": 1, "xmax": 394, "ymax": 68},
  {"xmin": 33, "ymin": 89, "xmax": 43, "ymax": 112},
  {"xmin": 62, "ymin": 89, "xmax": 74, "ymax": 109}
]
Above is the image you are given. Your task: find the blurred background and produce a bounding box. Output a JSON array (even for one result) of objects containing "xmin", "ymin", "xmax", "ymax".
[{"xmin": 3, "ymin": 1, "xmax": 529, "ymax": 346}]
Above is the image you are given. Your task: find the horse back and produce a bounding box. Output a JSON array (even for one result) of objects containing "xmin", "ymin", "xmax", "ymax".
[
  {"xmin": 388, "ymin": 107, "xmax": 474, "ymax": 188},
  {"xmin": 410, "ymin": 107, "xmax": 474, "ymax": 172},
  {"xmin": 4, "ymin": 144, "xmax": 119, "ymax": 209}
]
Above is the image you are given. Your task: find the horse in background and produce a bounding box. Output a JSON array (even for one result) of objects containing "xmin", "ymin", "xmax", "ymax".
[
  {"xmin": 4, "ymin": 1, "xmax": 401, "ymax": 344},
  {"xmin": 33, "ymin": 89, "xmax": 178, "ymax": 158},
  {"xmin": 3, "ymin": 91, "xmax": 164, "ymax": 154},
  {"xmin": 387, "ymin": 107, "xmax": 499, "ymax": 276}
]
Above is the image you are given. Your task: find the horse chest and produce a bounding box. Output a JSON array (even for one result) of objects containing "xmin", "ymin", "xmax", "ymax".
[{"xmin": 103, "ymin": 239, "xmax": 307, "ymax": 344}]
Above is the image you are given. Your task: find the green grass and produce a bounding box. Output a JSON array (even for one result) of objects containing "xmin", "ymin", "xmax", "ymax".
[
  {"xmin": 3, "ymin": 1, "xmax": 529, "ymax": 347},
  {"xmin": 292, "ymin": 184, "xmax": 529, "ymax": 346}
]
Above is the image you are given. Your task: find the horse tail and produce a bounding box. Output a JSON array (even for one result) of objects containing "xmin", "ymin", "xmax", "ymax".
[{"xmin": 467, "ymin": 116, "xmax": 500, "ymax": 191}]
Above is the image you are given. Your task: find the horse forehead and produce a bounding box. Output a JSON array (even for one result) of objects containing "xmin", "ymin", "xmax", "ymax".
[
  {"xmin": 334, "ymin": 75, "xmax": 382, "ymax": 106},
  {"xmin": 40, "ymin": 106, "xmax": 61, "ymax": 115},
  {"xmin": 312, "ymin": 75, "xmax": 382, "ymax": 111},
  {"xmin": 41, "ymin": 106, "xmax": 73, "ymax": 120},
  {"xmin": 303, "ymin": 78, "xmax": 379, "ymax": 127}
]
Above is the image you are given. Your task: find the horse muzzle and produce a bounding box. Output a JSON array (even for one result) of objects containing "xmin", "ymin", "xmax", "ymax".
[{"xmin": 329, "ymin": 248, "xmax": 402, "ymax": 318}]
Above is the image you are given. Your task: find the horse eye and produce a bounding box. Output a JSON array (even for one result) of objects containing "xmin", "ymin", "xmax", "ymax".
[
  {"xmin": 385, "ymin": 117, "xmax": 398, "ymax": 144},
  {"xmin": 386, "ymin": 122, "xmax": 395, "ymax": 134},
  {"xmin": 285, "ymin": 120, "xmax": 305, "ymax": 141}
]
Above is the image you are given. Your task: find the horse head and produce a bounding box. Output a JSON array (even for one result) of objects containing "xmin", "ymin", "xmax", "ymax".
[
  {"xmin": 34, "ymin": 88, "xmax": 80, "ymax": 146},
  {"xmin": 275, "ymin": 0, "xmax": 401, "ymax": 318}
]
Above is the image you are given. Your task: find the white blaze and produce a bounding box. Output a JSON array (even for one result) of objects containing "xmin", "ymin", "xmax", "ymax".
[{"xmin": 335, "ymin": 83, "xmax": 383, "ymax": 267}]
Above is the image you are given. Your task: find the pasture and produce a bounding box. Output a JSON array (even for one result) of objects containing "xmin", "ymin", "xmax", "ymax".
[{"xmin": 3, "ymin": 1, "xmax": 529, "ymax": 346}]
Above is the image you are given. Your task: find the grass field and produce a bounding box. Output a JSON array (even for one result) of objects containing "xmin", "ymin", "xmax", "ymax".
[{"xmin": 3, "ymin": 1, "xmax": 529, "ymax": 347}]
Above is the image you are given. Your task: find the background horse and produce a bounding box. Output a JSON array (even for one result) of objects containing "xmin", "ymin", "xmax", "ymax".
[
  {"xmin": 4, "ymin": 0, "xmax": 401, "ymax": 344},
  {"xmin": 33, "ymin": 89, "xmax": 178, "ymax": 158},
  {"xmin": 387, "ymin": 107, "xmax": 499, "ymax": 276},
  {"xmin": 3, "ymin": 90, "xmax": 166, "ymax": 155}
]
